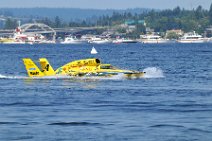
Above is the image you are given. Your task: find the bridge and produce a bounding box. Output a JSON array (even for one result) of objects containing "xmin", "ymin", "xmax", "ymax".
[{"xmin": 0, "ymin": 23, "xmax": 108, "ymax": 39}]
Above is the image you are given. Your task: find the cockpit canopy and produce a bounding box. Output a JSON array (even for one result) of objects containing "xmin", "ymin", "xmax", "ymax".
[
  {"xmin": 95, "ymin": 58, "xmax": 101, "ymax": 64},
  {"xmin": 100, "ymin": 64, "xmax": 117, "ymax": 69}
]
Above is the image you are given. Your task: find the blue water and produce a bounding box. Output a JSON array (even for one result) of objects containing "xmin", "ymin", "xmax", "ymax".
[{"xmin": 0, "ymin": 43, "xmax": 211, "ymax": 141}]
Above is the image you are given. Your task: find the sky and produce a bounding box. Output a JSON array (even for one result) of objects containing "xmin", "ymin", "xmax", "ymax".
[{"xmin": 0, "ymin": 0, "xmax": 211, "ymax": 10}]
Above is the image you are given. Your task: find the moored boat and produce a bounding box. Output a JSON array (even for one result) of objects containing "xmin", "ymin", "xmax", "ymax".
[
  {"xmin": 177, "ymin": 31, "xmax": 207, "ymax": 43},
  {"xmin": 112, "ymin": 38, "xmax": 137, "ymax": 44},
  {"xmin": 61, "ymin": 36, "xmax": 86, "ymax": 44},
  {"xmin": 140, "ymin": 35, "xmax": 172, "ymax": 43},
  {"xmin": 88, "ymin": 37, "xmax": 111, "ymax": 44}
]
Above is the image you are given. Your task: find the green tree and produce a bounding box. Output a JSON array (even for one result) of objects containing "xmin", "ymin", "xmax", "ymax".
[
  {"xmin": 4, "ymin": 18, "xmax": 17, "ymax": 29},
  {"xmin": 173, "ymin": 6, "xmax": 181, "ymax": 16},
  {"xmin": 136, "ymin": 24, "xmax": 146, "ymax": 34},
  {"xmin": 54, "ymin": 16, "xmax": 61, "ymax": 28},
  {"xmin": 209, "ymin": 3, "xmax": 212, "ymax": 24},
  {"xmin": 195, "ymin": 5, "xmax": 204, "ymax": 19},
  {"xmin": 117, "ymin": 27, "xmax": 127, "ymax": 34},
  {"xmin": 166, "ymin": 31, "xmax": 180, "ymax": 39},
  {"xmin": 42, "ymin": 17, "xmax": 53, "ymax": 27}
]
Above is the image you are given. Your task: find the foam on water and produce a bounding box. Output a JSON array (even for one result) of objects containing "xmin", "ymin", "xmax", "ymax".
[
  {"xmin": 0, "ymin": 73, "xmax": 124, "ymax": 80},
  {"xmin": 0, "ymin": 68, "xmax": 164, "ymax": 80},
  {"xmin": 0, "ymin": 74, "xmax": 70, "ymax": 80},
  {"xmin": 143, "ymin": 67, "xmax": 164, "ymax": 78},
  {"xmin": 0, "ymin": 74, "xmax": 28, "ymax": 79},
  {"xmin": 0, "ymin": 74, "xmax": 6, "ymax": 79},
  {"xmin": 78, "ymin": 73, "xmax": 126, "ymax": 80}
]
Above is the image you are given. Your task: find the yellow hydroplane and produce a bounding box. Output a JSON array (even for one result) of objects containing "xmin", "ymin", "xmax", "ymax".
[{"xmin": 23, "ymin": 58, "xmax": 145, "ymax": 78}]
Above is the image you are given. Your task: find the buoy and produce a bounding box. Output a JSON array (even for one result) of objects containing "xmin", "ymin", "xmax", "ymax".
[{"xmin": 91, "ymin": 47, "xmax": 98, "ymax": 54}]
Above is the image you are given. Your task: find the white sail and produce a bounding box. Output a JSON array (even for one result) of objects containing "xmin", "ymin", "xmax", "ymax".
[{"xmin": 91, "ymin": 47, "xmax": 98, "ymax": 54}]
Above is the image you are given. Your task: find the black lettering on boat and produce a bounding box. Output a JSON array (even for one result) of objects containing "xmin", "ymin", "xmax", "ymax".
[{"xmin": 30, "ymin": 72, "xmax": 39, "ymax": 75}]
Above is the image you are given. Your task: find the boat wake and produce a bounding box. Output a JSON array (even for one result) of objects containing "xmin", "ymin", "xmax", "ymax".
[
  {"xmin": 0, "ymin": 74, "xmax": 70, "ymax": 80},
  {"xmin": 0, "ymin": 74, "xmax": 28, "ymax": 79},
  {"xmin": 0, "ymin": 68, "xmax": 164, "ymax": 80},
  {"xmin": 0, "ymin": 74, "xmax": 124, "ymax": 80}
]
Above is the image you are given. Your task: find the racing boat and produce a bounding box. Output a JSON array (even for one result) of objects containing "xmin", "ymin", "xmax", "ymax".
[{"xmin": 23, "ymin": 58, "xmax": 145, "ymax": 78}]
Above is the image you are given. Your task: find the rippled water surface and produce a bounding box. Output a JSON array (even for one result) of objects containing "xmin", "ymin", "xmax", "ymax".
[{"xmin": 0, "ymin": 43, "xmax": 211, "ymax": 141}]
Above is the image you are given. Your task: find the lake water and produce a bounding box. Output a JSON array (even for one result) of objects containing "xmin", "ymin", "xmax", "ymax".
[{"xmin": 0, "ymin": 43, "xmax": 211, "ymax": 141}]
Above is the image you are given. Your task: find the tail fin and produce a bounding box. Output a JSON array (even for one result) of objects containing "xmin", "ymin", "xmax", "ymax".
[
  {"xmin": 39, "ymin": 58, "xmax": 55, "ymax": 76},
  {"xmin": 23, "ymin": 58, "xmax": 44, "ymax": 77}
]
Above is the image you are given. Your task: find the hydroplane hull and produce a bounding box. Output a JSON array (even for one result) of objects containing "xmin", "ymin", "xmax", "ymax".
[{"xmin": 23, "ymin": 58, "xmax": 145, "ymax": 78}]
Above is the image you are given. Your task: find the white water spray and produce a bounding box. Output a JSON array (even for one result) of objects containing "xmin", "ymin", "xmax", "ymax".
[{"xmin": 143, "ymin": 67, "xmax": 164, "ymax": 78}]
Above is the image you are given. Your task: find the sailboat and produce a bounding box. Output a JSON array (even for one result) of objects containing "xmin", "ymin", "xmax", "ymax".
[{"xmin": 91, "ymin": 47, "xmax": 98, "ymax": 54}]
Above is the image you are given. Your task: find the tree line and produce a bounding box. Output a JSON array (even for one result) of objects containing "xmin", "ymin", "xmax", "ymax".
[{"xmin": 3, "ymin": 3, "xmax": 212, "ymax": 35}]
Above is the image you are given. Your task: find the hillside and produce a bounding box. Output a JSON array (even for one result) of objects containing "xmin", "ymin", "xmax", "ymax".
[{"xmin": 0, "ymin": 8, "xmax": 150, "ymax": 21}]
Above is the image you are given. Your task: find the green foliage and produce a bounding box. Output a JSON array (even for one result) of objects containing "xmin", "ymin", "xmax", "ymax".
[
  {"xmin": 4, "ymin": 18, "xmax": 18, "ymax": 29},
  {"xmin": 54, "ymin": 16, "xmax": 61, "ymax": 28},
  {"xmin": 144, "ymin": 7, "xmax": 210, "ymax": 33},
  {"xmin": 68, "ymin": 20, "xmax": 89, "ymax": 27},
  {"xmin": 4, "ymin": 4, "xmax": 212, "ymax": 34},
  {"xmin": 209, "ymin": 3, "xmax": 212, "ymax": 24},
  {"xmin": 136, "ymin": 24, "xmax": 146, "ymax": 34},
  {"xmin": 117, "ymin": 27, "xmax": 127, "ymax": 33},
  {"xmin": 53, "ymin": 4, "xmax": 212, "ymax": 34},
  {"xmin": 166, "ymin": 32, "xmax": 180, "ymax": 39},
  {"xmin": 36, "ymin": 17, "xmax": 54, "ymax": 27}
]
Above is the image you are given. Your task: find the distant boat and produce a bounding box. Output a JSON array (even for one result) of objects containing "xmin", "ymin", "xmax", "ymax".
[
  {"xmin": 121, "ymin": 38, "xmax": 137, "ymax": 43},
  {"xmin": 61, "ymin": 36, "xmax": 86, "ymax": 44},
  {"xmin": 112, "ymin": 38, "xmax": 137, "ymax": 44},
  {"xmin": 140, "ymin": 35, "xmax": 172, "ymax": 43},
  {"xmin": 88, "ymin": 36, "xmax": 111, "ymax": 44},
  {"xmin": 177, "ymin": 31, "xmax": 207, "ymax": 43},
  {"xmin": 91, "ymin": 47, "xmax": 98, "ymax": 54}
]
